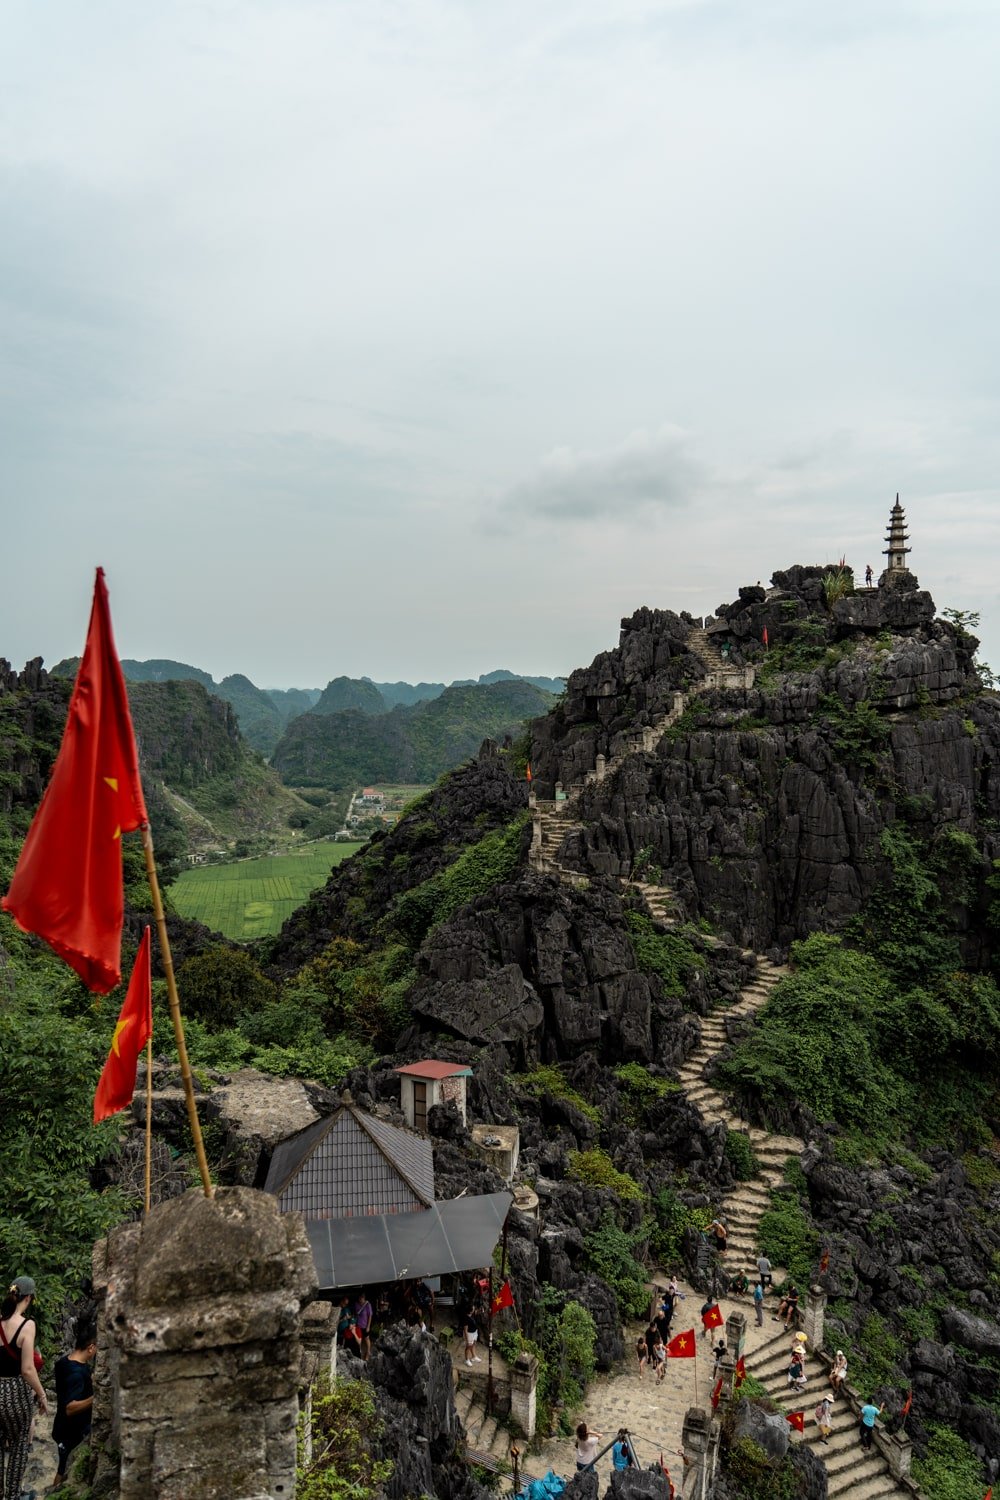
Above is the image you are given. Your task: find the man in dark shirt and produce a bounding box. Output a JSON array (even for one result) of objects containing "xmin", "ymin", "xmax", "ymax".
[{"xmin": 52, "ymin": 1326, "xmax": 97, "ymax": 1486}]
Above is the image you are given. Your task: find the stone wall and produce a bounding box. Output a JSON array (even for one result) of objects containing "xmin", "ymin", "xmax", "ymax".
[{"xmin": 90, "ymin": 1186, "xmax": 316, "ymax": 1500}]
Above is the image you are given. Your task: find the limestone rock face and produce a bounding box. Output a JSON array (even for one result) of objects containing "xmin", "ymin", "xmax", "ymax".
[{"xmin": 731, "ymin": 1397, "xmax": 789, "ymax": 1460}]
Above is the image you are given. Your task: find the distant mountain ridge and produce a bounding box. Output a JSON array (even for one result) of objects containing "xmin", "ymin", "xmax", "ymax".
[
  {"xmin": 270, "ymin": 678, "xmax": 555, "ymax": 789},
  {"xmin": 52, "ymin": 657, "xmax": 564, "ymax": 756}
]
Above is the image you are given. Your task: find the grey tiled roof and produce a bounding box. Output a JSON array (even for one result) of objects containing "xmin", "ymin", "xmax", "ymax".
[{"xmin": 264, "ymin": 1104, "xmax": 435, "ymax": 1220}]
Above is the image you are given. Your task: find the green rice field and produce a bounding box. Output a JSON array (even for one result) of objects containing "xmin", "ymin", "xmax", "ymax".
[{"xmin": 169, "ymin": 844, "xmax": 363, "ymax": 940}]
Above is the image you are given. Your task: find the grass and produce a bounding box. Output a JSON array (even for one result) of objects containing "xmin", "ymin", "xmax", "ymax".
[{"xmin": 169, "ymin": 844, "xmax": 364, "ymax": 939}]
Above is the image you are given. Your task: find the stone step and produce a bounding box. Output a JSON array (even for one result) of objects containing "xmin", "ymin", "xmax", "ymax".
[
  {"xmin": 476, "ymin": 1415, "xmax": 498, "ymax": 1450},
  {"xmin": 455, "ymin": 1384, "xmax": 475, "ymax": 1422},
  {"xmin": 823, "ymin": 1443, "xmax": 890, "ymax": 1483}
]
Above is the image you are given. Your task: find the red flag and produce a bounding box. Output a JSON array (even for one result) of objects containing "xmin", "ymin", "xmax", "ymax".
[
  {"xmin": 2, "ymin": 570, "xmax": 147, "ymax": 992},
  {"xmin": 983, "ymin": 1488, "xmax": 992, "ymax": 1500},
  {"xmin": 490, "ymin": 1279, "xmax": 514, "ymax": 1317},
  {"xmin": 819, "ymin": 1248, "xmax": 830, "ymax": 1274},
  {"xmin": 667, "ymin": 1329, "xmax": 696, "ymax": 1358},
  {"xmin": 711, "ymin": 1377, "xmax": 723, "ymax": 1410},
  {"xmin": 525, "ymin": 762, "xmax": 532, "ymax": 783},
  {"xmin": 762, "ymin": 627, "xmax": 769, "ymax": 648},
  {"xmin": 786, "ymin": 1411, "xmax": 805, "ymax": 1433},
  {"xmin": 701, "ymin": 1302, "xmax": 724, "ymax": 1331},
  {"xmin": 901, "ymin": 1389, "xmax": 912, "ymax": 1419},
  {"xmin": 93, "ymin": 927, "xmax": 153, "ymax": 1121},
  {"xmin": 735, "ymin": 1355, "xmax": 746, "ymax": 1387}
]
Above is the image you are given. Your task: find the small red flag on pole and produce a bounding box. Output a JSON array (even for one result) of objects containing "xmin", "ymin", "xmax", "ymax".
[
  {"xmin": 667, "ymin": 1330, "xmax": 696, "ymax": 1358},
  {"xmin": 490, "ymin": 1279, "xmax": 514, "ymax": 1316},
  {"xmin": 94, "ymin": 927, "xmax": 153, "ymax": 1121},
  {"xmin": 525, "ymin": 762, "xmax": 532, "ymax": 783},
  {"xmin": 1, "ymin": 569, "xmax": 147, "ymax": 992},
  {"xmin": 786, "ymin": 1411, "xmax": 805, "ymax": 1434},
  {"xmin": 735, "ymin": 1355, "xmax": 746, "ymax": 1387},
  {"xmin": 710, "ymin": 1376, "xmax": 723, "ymax": 1410},
  {"xmin": 701, "ymin": 1302, "xmax": 724, "ymax": 1331},
  {"xmin": 819, "ymin": 1248, "xmax": 830, "ymax": 1274},
  {"xmin": 762, "ymin": 626, "xmax": 769, "ymax": 648},
  {"xmin": 900, "ymin": 1389, "xmax": 912, "ymax": 1419}
]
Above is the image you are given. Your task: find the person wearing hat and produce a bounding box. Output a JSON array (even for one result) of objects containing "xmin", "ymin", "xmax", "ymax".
[
  {"xmin": 1, "ymin": 1275, "xmax": 48, "ymax": 1500},
  {"xmin": 814, "ymin": 1393, "xmax": 833, "ymax": 1444}
]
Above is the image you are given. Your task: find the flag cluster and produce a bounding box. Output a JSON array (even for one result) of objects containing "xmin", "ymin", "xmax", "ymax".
[{"xmin": 1, "ymin": 570, "xmax": 153, "ymax": 1120}]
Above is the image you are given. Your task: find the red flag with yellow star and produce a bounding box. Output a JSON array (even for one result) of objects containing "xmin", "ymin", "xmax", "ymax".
[
  {"xmin": 1, "ymin": 569, "xmax": 147, "ymax": 992},
  {"xmin": 666, "ymin": 1329, "xmax": 696, "ymax": 1358},
  {"xmin": 94, "ymin": 926, "xmax": 152, "ymax": 1121},
  {"xmin": 701, "ymin": 1302, "xmax": 724, "ymax": 1331}
]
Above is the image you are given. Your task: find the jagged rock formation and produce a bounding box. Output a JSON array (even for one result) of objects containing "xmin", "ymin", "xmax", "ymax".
[{"xmin": 529, "ymin": 567, "xmax": 997, "ymax": 953}]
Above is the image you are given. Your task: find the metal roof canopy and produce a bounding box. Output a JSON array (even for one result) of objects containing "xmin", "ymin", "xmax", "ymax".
[{"xmin": 306, "ymin": 1190, "xmax": 512, "ymax": 1290}]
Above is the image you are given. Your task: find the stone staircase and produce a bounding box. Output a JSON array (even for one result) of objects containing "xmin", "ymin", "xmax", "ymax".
[
  {"xmin": 455, "ymin": 1380, "xmax": 515, "ymax": 1466},
  {"xmin": 749, "ymin": 1325, "xmax": 902, "ymax": 1499}
]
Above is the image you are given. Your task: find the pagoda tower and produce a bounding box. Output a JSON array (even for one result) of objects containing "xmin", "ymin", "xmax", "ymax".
[{"xmin": 879, "ymin": 494, "xmax": 917, "ymax": 588}]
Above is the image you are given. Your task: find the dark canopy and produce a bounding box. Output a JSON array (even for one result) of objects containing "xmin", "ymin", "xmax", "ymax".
[{"xmin": 306, "ymin": 1190, "xmax": 512, "ymax": 1290}]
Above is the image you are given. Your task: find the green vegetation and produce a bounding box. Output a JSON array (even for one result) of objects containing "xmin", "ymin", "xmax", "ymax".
[
  {"xmin": 724, "ymin": 1129, "xmax": 760, "ymax": 1181},
  {"xmin": 851, "ymin": 1310, "xmax": 905, "ymax": 1391},
  {"xmin": 170, "ymin": 845, "xmax": 363, "ymax": 939},
  {"xmin": 614, "ymin": 1062, "xmax": 678, "ymax": 1124},
  {"xmin": 724, "ymin": 1437, "xmax": 797, "ymax": 1500},
  {"xmin": 625, "ymin": 911, "xmax": 705, "ymax": 998},
  {"xmin": 567, "ymin": 1148, "xmax": 643, "ymax": 1200},
  {"xmin": 648, "ymin": 1185, "xmax": 713, "ymax": 1267},
  {"xmin": 271, "ymin": 678, "xmax": 555, "ymax": 789},
  {"xmin": 296, "ymin": 1377, "xmax": 393, "ymax": 1500},
  {"xmin": 496, "ymin": 1291, "xmax": 597, "ymax": 1431},
  {"xmin": 387, "ymin": 813, "xmax": 529, "ymax": 947},
  {"xmin": 756, "ymin": 1187, "xmax": 819, "ymax": 1287},
  {"xmin": 515, "ymin": 1063, "xmax": 600, "ymax": 1124},
  {"xmin": 582, "ymin": 1214, "xmax": 650, "ymax": 1319},
  {"xmin": 717, "ymin": 917, "xmax": 1000, "ymax": 1146},
  {"xmin": 821, "ymin": 565, "xmax": 854, "ymax": 607},
  {"xmin": 911, "ymin": 1424, "xmax": 987, "ymax": 1500}
]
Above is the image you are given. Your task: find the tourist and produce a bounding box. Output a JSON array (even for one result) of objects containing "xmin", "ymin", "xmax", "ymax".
[
  {"xmin": 727, "ymin": 1271, "xmax": 749, "ymax": 1297},
  {"xmin": 814, "ymin": 1394, "xmax": 833, "ymax": 1445},
  {"xmin": 414, "ymin": 1278, "xmax": 434, "ymax": 1330},
  {"xmin": 775, "ymin": 1284, "xmax": 799, "ymax": 1327},
  {"xmin": 353, "ymin": 1290, "xmax": 373, "ymax": 1361},
  {"xmin": 337, "ymin": 1297, "xmax": 362, "ymax": 1351},
  {"xmin": 611, "ymin": 1430, "xmax": 635, "ymax": 1472},
  {"xmin": 463, "ymin": 1309, "xmax": 481, "ymax": 1366},
  {"xmin": 859, "ymin": 1399, "xmax": 883, "ymax": 1449},
  {"xmin": 644, "ymin": 1322, "xmax": 659, "ymax": 1363},
  {"xmin": 865, "ymin": 564, "xmax": 873, "ymax": 586},
  {"xmin": 829, "ymin": 1350, "xmax": 848, "ymax": 1394},
  {"xmin": 52, "ymin": 1317, "xmax": 97, "ymax": 1488},
  {"xmin": 651, "ymin": 1332, "xmax": 667, "ymax": 1384},
  {"xmin": 787, "ymin": 1352, "xmax": 807, "ymax": 1394},
  {"xmin": 635, "ymin": 1333, "xmax": 649, "ymax": 1380},
  {"xmin": 712, "ymin": 1338, "xmax": 727, "ymax": 1377},
  {"xmin": 756, "ymin": 1254, "xmax": 772, "ymax": 1292},
  {"xmin": 709, "ymin": 1218, "xmax": 728, "ymax": 1254},
  {"xmin": 753, "ymin": 1280, "xmax": 764, "ymax": 1327},
  {"xmin": 0, "ymin": 1275, "xmax": 48, "ymax": 1500},
  {"xmin": 575, "ymin": 1422, "xmax": 602, "ymax": 1471}
]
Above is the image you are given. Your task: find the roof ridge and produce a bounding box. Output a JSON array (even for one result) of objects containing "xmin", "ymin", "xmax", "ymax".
[{"xmin": 351, "ymin": 1105, "xmax": 435, "ymax": 1206}]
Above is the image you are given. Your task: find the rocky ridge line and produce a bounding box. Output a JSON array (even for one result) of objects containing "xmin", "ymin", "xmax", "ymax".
[{"xmin": 525, "ymin": 632, "xmax": 918, "ymax": 1500}]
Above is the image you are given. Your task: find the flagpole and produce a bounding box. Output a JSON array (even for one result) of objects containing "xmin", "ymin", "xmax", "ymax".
[
  {"xmin": 144, "ymin": 1035, "xmax": 153, "ymax": 1214},
  {"xmin": 140, "ymin": 825, "xmax": 213, "ymax": 1197}
]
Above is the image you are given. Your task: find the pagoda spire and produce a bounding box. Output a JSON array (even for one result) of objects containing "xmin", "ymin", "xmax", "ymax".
[{"xmin": 879, "ymin": 493, "xmax": 917, "ymax": 588}]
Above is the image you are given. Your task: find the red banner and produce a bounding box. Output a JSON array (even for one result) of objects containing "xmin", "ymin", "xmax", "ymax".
[
  {"xmin": 94, "ymin": 927, "xmax": 153, "ymax": 1121},
  {"xmin": 666, "ymin": 1329, "xmax": 696, "ymax": 1358},
  {"xmin": 2, "ymin": 569, "xmax": 147, "ymax": 991}
]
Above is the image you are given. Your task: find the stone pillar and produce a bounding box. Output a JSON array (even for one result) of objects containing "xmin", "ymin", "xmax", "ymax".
[
  {"xmin": 509, "ymin": 1351, "xmax": 538, "ymax": 1439},
  {"xmin": 802, "ymin": 1284, "xmax": 826, "ymax": 1351},
  {"xmin": 725, "ymin": 1310, "xmax": 747, "ymax": 1364},
  {"xmin": 96, "ymin": 1186, "xmax": 316, "ymax": 1500},
  {"xmin": 680, "ymin": 1406, "xmax": 713, "ymax": 1498},
  {"xmin": 595, "ymin": 754, "xmax": 606, "ymax": 781},
  {"xmin": 882, "ymin": 1431, "xmax": 912, "ymax": 1479}
]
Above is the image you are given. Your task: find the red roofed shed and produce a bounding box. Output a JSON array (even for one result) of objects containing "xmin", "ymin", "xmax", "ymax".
[{"xmin": 394, "ymin": 1059, "xmax": 472, "ymax": 1131}]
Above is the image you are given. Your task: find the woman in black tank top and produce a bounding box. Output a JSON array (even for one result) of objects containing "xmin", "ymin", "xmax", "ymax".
[{"xmin": 0, "ymin": 1275, "xmax": 48, "ymax": 1499}]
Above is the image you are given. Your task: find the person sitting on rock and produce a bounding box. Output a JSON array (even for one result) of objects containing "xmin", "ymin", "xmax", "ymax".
[
  {"xmin": 727, "ymin": 1271, "xmax": 749, "ymax": 1297},
  {"xmin": 774, "ymin": 1284, "xmax": 799, "ymax": 1327},
  {"xmin": 829, "ymin": 1349, "xmax": 848, "ymax": 1394}
]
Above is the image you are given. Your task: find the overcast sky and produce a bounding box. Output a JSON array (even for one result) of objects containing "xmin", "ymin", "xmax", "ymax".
[{"xmin": 2, "ymin": 0, "xmax": 999, "ymax": 687}]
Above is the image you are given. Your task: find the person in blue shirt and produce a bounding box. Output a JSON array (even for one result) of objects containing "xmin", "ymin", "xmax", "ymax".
[
  {"xmin": 611, "ymin": 1430, "xmax": 635, "ymax": 1471},
  {"xmin": 52, "ymin": 1319, "xmax": 97, "ymax": 1487},
  {"xmin": 859, "ymin": 1399, "xmax": 883, "ymax": 1448}
]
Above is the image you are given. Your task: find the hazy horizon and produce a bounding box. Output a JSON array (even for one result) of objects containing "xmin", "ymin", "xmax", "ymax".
[{"xmin": 3, "ymin": 2, "xmax": 999, "ymax": 681}]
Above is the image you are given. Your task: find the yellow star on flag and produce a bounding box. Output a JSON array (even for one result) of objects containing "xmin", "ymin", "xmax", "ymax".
[
  {"xmin": 104, "ymin": 776, "xmax": 122, "ymax": 838},
  {"xmin": 111, "ymin": 1014, "xmax": 132, "ymax": 1057}
]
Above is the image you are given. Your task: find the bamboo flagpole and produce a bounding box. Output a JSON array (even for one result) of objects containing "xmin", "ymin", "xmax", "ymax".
[
  {"xmin": 141, "ymin": 824, "xmax": 213, "ymax": 1197},
  {"xmin": 144, "ymin": 1035, "xmax": 154, "ymax": 1214}
]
